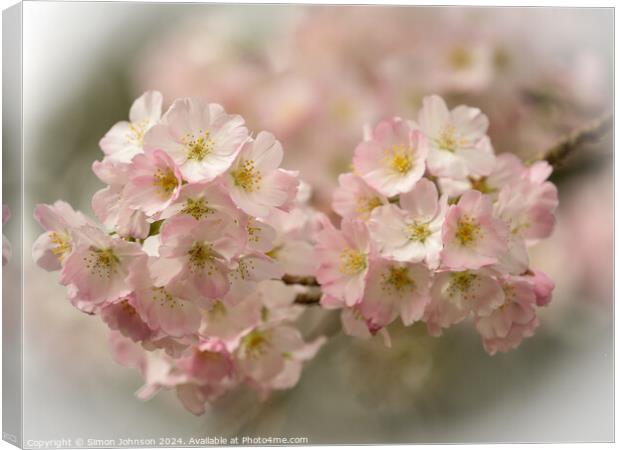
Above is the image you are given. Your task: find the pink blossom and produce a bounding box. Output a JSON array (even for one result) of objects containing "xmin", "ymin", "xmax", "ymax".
[
  {"xmin": 315, "ymin": 217, "xmax": 372, "ymax": 306},
  {"xmin": 475, "ymin": 276, "xmax": 538, "ymax": 351},
  {"xmin": 493, "ymin": 162, "xmax": 558, "ymax": 274},
  {"xmin": 332, "ymin": 173, "xmax": 388, "ymax": 221},
  {"xmin": 123, "ymin": 150, "xmax": 183, "ymax": 216},
  {"xmin": 144, "ymin": 97, "xmax": 248, "ymax": 182},
  {"xmin": 226, "ymin": 253, "xmax": 284, "ymax": 302},
  {"xmin": 235, "ymin": 324, "xmax": 325, "ymax": 396},
  {"xmin": 437, "ymin": 153, "xmax": 526, "ymax": 199},
  {"xmin": 199, "ymin": 296, "xmax": 262, "ymax": 343},
  {"xmin": 91, "ymin": 159, "xmax": 149, "ymax": 239},
  {"xmin": 59, "ymin": 226, "xmax": 147, "ymax": 305},
  {"xmin": 255, "ymin": 279, "xmax": 305, "ymax": 325},
  {"xmin": 360, "ymin": 258, "xmax": 431, "ymax": 330},
  {"xmin": 135, "ymin": 350, "xmax": 189, "ymax": 401},
  {"xmin": 128, "ymin": 256, "xmax": 202, "ymax": 338},
  {"xmin": 244, "ymin": 217, "xmax": 277, "ymax": 253},
  {"xmin": 261, "ymin": 207, "xmax": 318, "ymax": 276},
  {"xmin": 480, "ymin": 318, "xmax": 540, "ymax": 356},
  {"xmin": 225, "ymin": 131, "xmax": 299, "ymax": 217},
  {"xmin": 528, "ymin": 269, "xmax": 555, "ymax": 307},
  {"xmin": 177, "ymin": 339, "xmax": 234, "ymax": 385},
  {"xmin": 441, "ymin": 190, "xmax": 509, "ymax": 270},
  {"xmin": 159, "ymin": 182, "xmax": 238, "ymax": 222},
  {"xmin": 368, "ymin": 178, "xmax": 446, "ymax": 267},
  {"xmin": 101, "ymin": 296, "xmax": 155, "ymax": 342},
  {"xmin": 176, "ymin": 382, "xmax": 232, "ymax": 416},
  {"xmin": 424, "ymin": 269, "xmax": 505, "ymax": 336},
  {"xmin": 416, "ymin": 95, "xmax": 495, "ymax": 179},
  {"xmin": 158, "ymin": 214, "xmax": 244, "ymax": 300},
  {"xmin": 494, "ymin": 162, "xmax": 558, "ymax": 244},
  {"xmin": 100, "ymin": 91, "xmax": 163, "ymax": 162},
  {"xmin": 32, "ymin": 201, "xmax": 93, "ymax": 271},
  {"xmin": 352, "ymin": 118, "xmax": 428, "ymax": 197}
]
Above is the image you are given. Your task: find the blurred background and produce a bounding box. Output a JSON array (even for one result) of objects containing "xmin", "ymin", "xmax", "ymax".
[{"xmin": 5, "ymin": 2, "xmax": 613, "ymax": 444}]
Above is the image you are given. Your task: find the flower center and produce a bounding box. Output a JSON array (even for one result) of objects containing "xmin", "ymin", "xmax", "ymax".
[
  {"xmin": 381, "ymin": 266, "xmax": 415, "ymax": 293},
  {"xmin": 153, "ymin": 168, "xmax": 178, "ymax": 199},
  {"xmin": 447, "ymin": 271, "xmax": 479, "ymax": 300},
  {"xmin": 84, "ymin": 247, "xmax": 120, "ymax": 279},
  {"xmin": 469, "ymin": 176, "xmax": 496, "ymax": 195},
  {"xmin": 455, "ymin": 215, "xmax": 481, "ymax": 246},
  {"xmin": 127, "ymin": 119, "xmax": 149, "ymax": 146},
  {"xmin": 265, "ymin": 244, "xmax": 282, "ymax": 260},
  {"xmin": 500, "ymin": 284, "xmax": 516, "ymax": 309},
  {"xmin": 449, "ymin": 47, "xmax": 473, "ymax": 70},
  {"xmin": 339, "ymin": 248, "xmax": 368, "ymax": 275},
  {"xmin": 231, "ymin": 160, "xmax": 262, "ymax": 192},
  {"xmin": 120, "ymin": 299, "xmax": 137, "ymax": 316},
  {"xmin": 384, "ymin": 144, "xmax": 413, "ymax": 174},
  {"xmin": 50, "ymin": 231, "xmax": 71, "ymax": 261},
  {"xmin": 241, "ymin": 330, "xmax": 270, "ymax": 359},
  {"xmin": 407, "ymin": 221, "xmax": 432, "ymax": 243},
  {"xmin": 183, "ymin": 131, "xmax": 215, "ymax": 161},
  {"xmin": 232, "ymin": 259, "xmax": 253, "ymax": 281},
  {"xmin": 356, "ymin": 195, "xmax": 383, "ymax": 217},
  {"xmin": 151, "ymin": 287, "xmax": 179, "ymax": 308},
  {"xmin": 246, "ymin": 219, "xmax": 263, "ymax": 244},
  {"xmin": 187, "ymin": 242, "xmax": 214, "ymax": 272},
  {"xmin": 207, "ymin": 300, "xmax": 227, "ymax": 320},
  {"xmin": 436, "ymin": 125, "xmax": 461, "ymax": 152},
  {"xmin": 330, "ymin": 98, "xmax": 354, "ymax": 123},
  {"xmin": 180, "ymin": 197, "xmax": 214, "ymax": 220}
]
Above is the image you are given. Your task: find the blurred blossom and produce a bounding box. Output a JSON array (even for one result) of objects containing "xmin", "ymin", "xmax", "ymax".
[{"xmin": 132, "ymin": 7, "xmax": 610, "ymax": 212}]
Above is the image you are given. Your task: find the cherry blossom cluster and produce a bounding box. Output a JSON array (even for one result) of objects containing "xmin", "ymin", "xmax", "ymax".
[
  {"xmin": 316, "ymin": 95, "xmax": 558, "ymax": 354},
  {"xmin": 32, "ymin": 91, "xmax": 325, "ymax": 415}
]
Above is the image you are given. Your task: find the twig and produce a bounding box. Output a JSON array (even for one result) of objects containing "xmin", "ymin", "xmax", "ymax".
[
  {"xmin": 282, "ymin": 274, "xmax": 320, "ymax": 287},
  {"xmin": 293, "ymin": 290, "xmax": 321, "ymax": 305},
  {"xmin": 543, "ymin": 113, "xmax": 613, "ymax": 168}
]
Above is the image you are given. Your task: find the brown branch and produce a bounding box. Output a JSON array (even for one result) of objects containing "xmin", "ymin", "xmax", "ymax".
[
  {"xmin": 282, "ymin": 274, "xmax": 320, "ymax": 287},
  {"xmin": 293, "ymin": 290, "xmax": 321, "ymax": 305},
  {"xmin": 543, "ymin": 113, "xmax": 613, "ymax": 168}
]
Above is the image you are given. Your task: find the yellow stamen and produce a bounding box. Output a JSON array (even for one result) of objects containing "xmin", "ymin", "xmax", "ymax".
[
  {"xmin": 50, "ymin": 232, "xmax": 71, "ymax": 261},
  {"xmin": 151, "ymin": 287, "xmax": 179, "ymax": 309},
  {"xmin": 180, "ymin": 197, "xmax": 214, "ymax": 220},
  {"xmin": 127, "ymin": 119, "xmax": 149, "ymax": 146},
  {"xmin": 153, "ymin": 168, "xmax": 178, "ymax": 199},
  {"xmin": 83, "ymin": 247, "xmax": 120, "ymax": 279},
  {"xmin": 188, "ymin": 242, "xmax": 214, "ymax": 273},
  {"xmin": 231, "ymin": 160, "xmax": 262, "ymax": 192},
  {"xmin": 383, "ymin": 144, "xmax": 414, "ymax": 175},
  {"xmin": 241, "ymin": 330, "xmax": 270, "ymax": 358},
  {"xmin": 355, "ymin": 195, "xmax": 383, "ymax": 217},
  {"xmin": 455, "ymin": 216, "xmax": 481, "ymax": 246},
  {"xmin": 207, "ymin": 300, "xmax": 227, "ymax": 319},
  {"xmin": 247, "ymin": 219, "xmax": 262, "ymax": 244},
  {"xmin": 381, "ymin": 266, "xmax": 415, "ymax": 293},
  {"xmin": 339, "ymin": 248, "xmax": 368, "ymax": 275},
  {"xmin": 408, "ymin": 221, "xmax": 432, "ymax": 243},
  {"xmin": 182, "ymin": 131, "xmax": 215, "ymax": 161},
  {"xmin": 446, "ymin": 271, "xmax": 480, "ymax": 301},
  {"xmin": 469, "ymin": 176, "xmax": 496, "ymax": 195}
]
